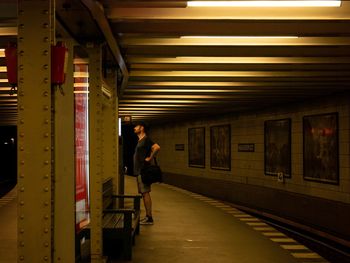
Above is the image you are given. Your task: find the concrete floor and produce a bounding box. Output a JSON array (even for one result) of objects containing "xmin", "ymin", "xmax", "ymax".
[
  {"xmin": 0, "ymin": 178, "xmax": 327, "ymax": 263},
  {"xmin": 117, "ymin": 176, "xmax": 314, "ymax": 263},
  {"xmin": 0, "ymin": 186, "xmax": 17, "ymax": 263}
]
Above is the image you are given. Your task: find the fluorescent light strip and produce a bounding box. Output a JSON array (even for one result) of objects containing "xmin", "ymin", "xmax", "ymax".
[
  {"xmin": 128, "ymin": 89, "xmax": 246, "ymax": 93},
  {"xmin": 120, "ymin": 100, "xmax": 202, "ymax": 103},
  {"xmin": 0, "ymin": 66, "xmax": 7, "ymax": 72},
  {"xmin": 187, "ymin": 1, "xmax": 341, "ymax": 7},
  {"xmin": 119, "ymin": 104, "xmax": 198, "ymax": 107},
  {"xmin": 119, "ymin": 108, "xmax": 185, "ymax": 111},
  {"xmin": 74, "ymin": 91, "xmax": 89, "ymax": 94},
  {"xmin": 74, "ymin": 72, "xmax": 89, "ymax": 78},
  {"xmin": 119, "ymin": 110, "xmax": 175, "ymax": 113},
  {"xmin": 74, "ymin": 83, "xmax": 89, "ymax": 88},
  {"xmin": 181, "ymin": 36, "xmax": 298, "ymax": 39},
  {"xmin": 0, "ymin": 93, "xmax": 17, "ymax": 97},
  {"xmin": 73, "ymin": 58, "xmax": 89, "ymax": 64},
  {"xmin": 129, "ymin": 57, "xmax": 350, "ymax": 64},
  {"xmin": 0, "ymin": 27, "xmax": 17, "ymax": 36}
]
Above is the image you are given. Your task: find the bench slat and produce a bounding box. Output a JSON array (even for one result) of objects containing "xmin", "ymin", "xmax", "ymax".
[{"xmin": 103, "ymin": 213, "xmax": 124, "ymax": 229}]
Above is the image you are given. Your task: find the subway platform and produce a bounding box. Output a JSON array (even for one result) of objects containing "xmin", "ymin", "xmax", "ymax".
[
  {"xmin": 121, "ymin": 175, "xmax": 328, "ymax": 263},
  {"xmin": 0, "ymin": 185, "xmax": 17, "ymax": 263},
  {"xmin": 0, "ymin": 177, "xmax": 329, "ymax": 263}
]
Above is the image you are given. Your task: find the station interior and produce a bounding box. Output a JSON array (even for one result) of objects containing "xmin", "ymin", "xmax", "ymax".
[{"xmin": 0, "ymin": 1, "xmax": 350, "ymax": 262}]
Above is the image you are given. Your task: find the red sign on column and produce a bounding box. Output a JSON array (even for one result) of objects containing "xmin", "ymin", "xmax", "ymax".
[{"xmin": 74, "ymin": 63, "xmax": 90, "ymax": 233}]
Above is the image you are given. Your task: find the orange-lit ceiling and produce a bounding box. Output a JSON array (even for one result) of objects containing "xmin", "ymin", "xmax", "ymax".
[{"xmin": 1, "ymin": 0, "xmax": 350, "ymax": 125}]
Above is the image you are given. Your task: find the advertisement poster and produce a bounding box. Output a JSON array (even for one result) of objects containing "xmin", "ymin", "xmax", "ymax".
[
  {"xmin": 303, "ymin": 113, "xmax": 338, "ymax": 184},
  {"xmin": 188, "ymin": 127, "xmax": 205, "ymax": 168},
  {"xmin": 74, "ymin": 63, "xmax": 90, "ymax": 232},
  {"xmin": 210, "ymin": 125, "xmax": 231, "ymax": 170},
  {"xmin": 264, "ymin": 119, "xmax": 291, "ymax": 177}
]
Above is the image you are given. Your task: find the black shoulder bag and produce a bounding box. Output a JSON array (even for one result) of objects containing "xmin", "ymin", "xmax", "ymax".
[{"xmin": 141, "ymin": 158, "xmax": 163, "ymax": 185}]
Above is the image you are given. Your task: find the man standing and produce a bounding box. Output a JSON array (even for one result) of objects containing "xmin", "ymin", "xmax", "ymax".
[{"xmin": 133, "ymin": 121, "xmax": 160, "ymax": 225}]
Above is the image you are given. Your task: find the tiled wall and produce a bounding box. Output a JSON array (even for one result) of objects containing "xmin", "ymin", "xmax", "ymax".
[{"xmin": 150, "ymin": 93, "xmax": 350, "ymax": 204}]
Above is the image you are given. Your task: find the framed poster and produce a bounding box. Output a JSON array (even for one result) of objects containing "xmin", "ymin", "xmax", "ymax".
[
  {"xmin": 210, "ymin": 124, "xmax": 231, "ymax": 170},
  {"xmin": 264, "ymin": 118, "xmax": 291, "ymax": 177},
  {"xmin": 188, "ymin": 127, "xmax": 205, "ymax": 168},
  {"xmin": 303, "ymin": 112, "xmax": 339, "ymax": 184}
]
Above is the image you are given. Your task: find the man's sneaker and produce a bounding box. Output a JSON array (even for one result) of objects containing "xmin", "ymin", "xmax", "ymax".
[{"xmin": 140, "ymin": 216, "xmax": 154, "ymax": 225}]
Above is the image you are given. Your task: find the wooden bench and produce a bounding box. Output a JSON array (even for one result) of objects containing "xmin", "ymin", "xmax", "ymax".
[
  {"xmin": 102, "ymin": 177, "xmax": 141, "ymax": 260},
  {"xmin": 102, "ymin": 197, "xmax": 141, "ymax": 260},
  {"xmin": 79, "ymin": 178, "xmax": 141, "ymax": 260}
]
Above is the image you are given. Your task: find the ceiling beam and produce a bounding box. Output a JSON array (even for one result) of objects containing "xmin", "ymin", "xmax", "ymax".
[
  {"xmin": 122, "ymin": 46, "xmax": 350, "ymax": 57},
  {"xmin": 126, "ymin": 56, "xmax": 350, "ymax": 64},
  {"xmin": 111, "ymin": 20, "xmax": 350, "ymax": 36},
  {"xmin": 130, "ymin": 64, "xmax": 350, "ymax": 71},
  {"xmin": 129, "ymin": 70, "xmax": 350, "ymax": 78},
  {"xmin": 106, "ymin": 3, "xmax": 350, "ymax": 20},
  {"xmin": 80, "ymin": 0, "xmax": 129, "ymax": 94},
  {"xmin": 127, "ymin": 81, "xmax": 350, "ymax": 87},
  {"xmin": 120, "ymin": 37, "xmax": 350, "ymax": 46}
]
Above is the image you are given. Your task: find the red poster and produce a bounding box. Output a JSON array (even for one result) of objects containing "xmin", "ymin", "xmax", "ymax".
[{"xmin": 74, "ymin": 63, "xmax": 90, "ymax": 233}]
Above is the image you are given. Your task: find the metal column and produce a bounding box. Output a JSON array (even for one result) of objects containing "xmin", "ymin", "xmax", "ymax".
[
  {"xmin": 17, "ymin": 0, "xmax": 54, "ymax": 262},
  {"xmin": 116, "ymin": 96, "xmax": 123, "ymax": 196},
  {"xmin": 113, "ymin": 86, "xmax": 119, "ymax": 196},
  {"xmin": 102, "ymin": 83, "xmax": 118, "ymax": 185},
  {"xmin": 88, "ymin": 46, "xmax": 105, "ymax": 263},
  {"xmin": 54, "ymin": 39, "xmax": 75, "ymax": 263}
]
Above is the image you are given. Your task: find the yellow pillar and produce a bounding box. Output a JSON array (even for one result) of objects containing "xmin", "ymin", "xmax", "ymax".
[
  {"xmin": 113, "ymin": 85, "xmax": 119, "ymax": 194},
  {"xmin": 88, "ymin": 46, "xmax": 105, "ymax": 263},
  {"xmin": 115, "ymin": 91, "xmax": 121, "ymax": 195},
  {"xmin": 17, "ymin": 0, "xmax": 54, "ymax": 262},
  {"xmin": 102, "ymin": 83, "xmax": 118, "ymax": 185},
  {"xmin": 53, "ymin": 38, "xmax": 75, "ymax": 263}
]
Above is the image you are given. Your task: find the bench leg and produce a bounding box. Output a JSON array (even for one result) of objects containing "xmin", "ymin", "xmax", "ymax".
[
  {"xmin": 132, "ymin": 232, "xmax": 136, "ymax": 245},
  {"xmin": 122, "ymin": 236, "xmax": 133, "ymax": 261},
  {"xmin": 135, "ymin": 222, "xmax": 140, "ymax": 235}
]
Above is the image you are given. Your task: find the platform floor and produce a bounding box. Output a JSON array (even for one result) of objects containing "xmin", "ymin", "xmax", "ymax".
[
  {"xmin": 119, "ymin": 175, "xmax": 328, "ymax": 263},
  {"xmin": 0, "ymin": 177, "xmax": 328, "ymax": 263},
  {"xmin": 0, "ymin": 186, "xmax": 17, "ymax": 263}
]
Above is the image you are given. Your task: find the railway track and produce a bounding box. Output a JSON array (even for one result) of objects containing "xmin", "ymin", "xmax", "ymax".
[{"xmin": 237, "ymin": 207, "xmax": 350, "ymax": 263}]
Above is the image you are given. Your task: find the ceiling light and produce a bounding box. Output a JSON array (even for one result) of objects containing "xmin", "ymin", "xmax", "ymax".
[
  {"xmin": 187, "ymin": 1, "xmax": 342, "ymax": 7},
  {"xmin": 0, "ymin": 27, "xmax": 17, "ymax": 36},
  {"xmin": 128, "ymin": 89, "xmax": 245, "ymax": 93},
  {"xmin": 180, "ymin": 36, "xmax": 298, "ymax": 39},
  {"xmin": 120, "ymin": 100, "xmax": 203, "ymax": 103},
  {"xmin": 74, "ymin": 91, "xmax": 89, "ymax": 94},
  {"xmin": 74, "ymin": 72, "xmax": 89, "ymax": 78},
  {"xmin": 74, "ymin": 83, "xmax": 89, "ymax": 88}
]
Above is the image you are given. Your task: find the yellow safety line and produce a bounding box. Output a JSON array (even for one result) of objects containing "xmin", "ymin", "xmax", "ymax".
[
  {"xmin": 281, "ymin": 245, "xmax": 308, "ymax": 250},
  {"xmin": 291, "ymin": 252, "xmax": 322, "ymax": 259}
]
